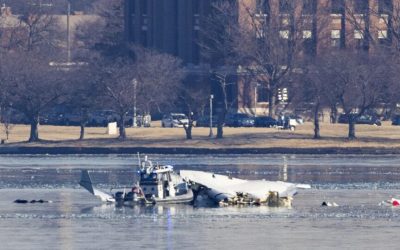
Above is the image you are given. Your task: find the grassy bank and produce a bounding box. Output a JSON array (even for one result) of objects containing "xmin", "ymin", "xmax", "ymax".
[{"xmin": 1, "ymin": 121, "xmax": 400, "ymax": 150}]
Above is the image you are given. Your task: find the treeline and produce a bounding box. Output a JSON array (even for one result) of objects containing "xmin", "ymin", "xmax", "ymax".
[
  {"xmin": 0, "ymin": 0, "xmax": 203, "ymax": 142},
  {"xmin": 204, "ymin": 1, "xmax": 400, "ymax": 139}
]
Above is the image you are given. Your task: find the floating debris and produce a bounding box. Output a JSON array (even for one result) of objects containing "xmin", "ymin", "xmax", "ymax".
[
  {"xmin": 321, "ymin": 201, "xmax": 339, "ymax": 207},
  {"xmin": 379, "ymin": 198, "xmax": 400, "ymax": 207},
  {"xmin": 14, "ymin": 199, "xmax": 52, "ymax": 204}
]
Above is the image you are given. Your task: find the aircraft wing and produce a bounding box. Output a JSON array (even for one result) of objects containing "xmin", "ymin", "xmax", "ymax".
[
  {"xmin": 79, "ymin": 170, "xmax": 115, "ymax": 203},
  {"xmin": 180, "ymin": 170, "xmax": 310, "ymax": 203}
]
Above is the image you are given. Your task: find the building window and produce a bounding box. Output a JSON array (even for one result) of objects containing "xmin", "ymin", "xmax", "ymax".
[
  {"xmin": 280, "ymin": 15, "xmax": 290, "ymax": 25},
  {"xmin": 379, "ymin": 14, "xmax": 389, "ymax": 25},
  {"xmin": 193, "ymin": 14, "xmax": 200, "ymax": 30},
  {"xmin": 256, "ymin": 27, "xmax": 265, "ymax": 38},
  {"xmin": 303, "ymin": 30, "xmax": 312, "ymax": 39},
  {"xmin": 354, "ymin": 30, "xmax": 363, "ymax": 39},
  {"xmin": 142, "ymin": 15, "xmax": 148, "ymax": 31},
  {"xmin": 354, "ymin": 14, "xmax": 365, "ymax": 26},
  {"xmin": 331, "ymin": 0, "xmax": 344, "ymax": 14},
  {"xmin": 331, "ymin": 30, "xmax": 341, "ymax": 47},
  {"xmin": 378, "ymin": 30, "xmax": 388, "ymax": 39},
  {"xmin": 279, "ymin": 30, "xmax": 290, "ymax": 39}
]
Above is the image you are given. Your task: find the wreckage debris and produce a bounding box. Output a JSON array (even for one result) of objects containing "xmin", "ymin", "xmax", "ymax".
[
  {"xmin": 379, "ymin": 198, "xmax": 400, "ymax": 207},
  {"xmin": 14, "ymin": 199, "xmax": 52, "ymax": 204},
  {"xmin": 216, "ymin": 191, "xmax": 292, "ymax": 207},
  {"xmin": 321, "ymin": 201, "xmax": 339, "ymax": 207}
]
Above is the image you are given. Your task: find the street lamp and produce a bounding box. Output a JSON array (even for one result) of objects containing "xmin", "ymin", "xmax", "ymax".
[
  {"xmin": 132, "ymin": 79, "xmax": 137, "ymax": 128},
  {"xmin": 254, "ymin": 83, "xmax": 260, "ymax": 117},
  {"xmin": 67, "ymin": 1, "xmax": 71, "ymax": 64},
  {"xmin": 254, "ymin": 86, "xmax": 257, "ymax": 117},
  {"xmin": 209, "ymin": 94, "xmax": 214, "ymax": 137}
]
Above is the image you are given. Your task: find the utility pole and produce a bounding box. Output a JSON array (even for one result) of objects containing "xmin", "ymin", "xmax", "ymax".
[
  {"xmin": 132, "ymin": 79, "xmax": 138, "ymax": 128},
  {"xmin": 209, "ymin": 94, "xmax": 214, "ymax": 137},
  {"xmin": 67, "ymin": 1, "xmax": 71, "ymax": 64}
]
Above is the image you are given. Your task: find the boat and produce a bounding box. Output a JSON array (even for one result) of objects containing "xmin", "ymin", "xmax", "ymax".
[{"xmin": 79, "ymin": 155, "xmax": 193, "ymax": 205}]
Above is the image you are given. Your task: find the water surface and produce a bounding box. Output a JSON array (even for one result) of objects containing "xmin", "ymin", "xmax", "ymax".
[{"xmin": 0, "ymin": 154, "xmax": 399, "ymax": 249}]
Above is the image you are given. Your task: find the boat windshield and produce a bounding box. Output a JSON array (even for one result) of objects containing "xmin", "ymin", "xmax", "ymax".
[{"xmin": 140, "ymin": 173, "xmax": 157, "ymax": 182}]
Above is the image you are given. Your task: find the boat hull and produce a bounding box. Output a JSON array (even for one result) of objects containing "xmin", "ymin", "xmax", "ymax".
[{"xmin": 117, "ymin": 189, "xmax": 193, "ymax": 206}]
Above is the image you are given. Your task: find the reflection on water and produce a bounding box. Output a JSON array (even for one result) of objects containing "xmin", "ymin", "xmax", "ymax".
[{"xmin": 1, "ymin": 154, "xmax": 400, "ymax": 189}]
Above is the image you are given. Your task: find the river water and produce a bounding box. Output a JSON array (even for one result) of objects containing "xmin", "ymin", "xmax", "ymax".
[{"xmin": 0, "ymin": 154, "xmax": 399, "ymax": 250}]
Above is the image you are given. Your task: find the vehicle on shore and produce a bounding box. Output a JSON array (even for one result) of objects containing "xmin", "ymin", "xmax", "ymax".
[
  {"xmin": 225, "ymin": 113, "xmax": 255, "ymax": 127},
  {"xmin": 161, "ymin": 113, "xmax": 189, "ymax": 128},
  {"xmin": 254, "ymin": 116, "xmax": 278, "ymax": 128},
  {"xmin": 338, "ymin": 113, "xmax": 381, "ymax": 126},
  {"xmin": 276, "ymin": 115, "xmax": 299, "ymax": 131},
  {"xmin": 79, "ymin": 155, "xmax": 193, "ymax": 205},
  {"xmin": 392, "ymin": 115, "xmax": 400, "ymax": 126},
  {"xmin": 195, "ymin": 115, "xmax": 218, "ymax": 127},
  {"xmin": 88, "ymin": 110, "xmax": 120, "ymax": 127}
]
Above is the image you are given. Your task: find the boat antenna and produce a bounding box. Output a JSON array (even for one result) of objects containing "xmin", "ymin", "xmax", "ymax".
[{"xmin": 136, "ymin": 152, "xmax": 141, "ymax": 168}]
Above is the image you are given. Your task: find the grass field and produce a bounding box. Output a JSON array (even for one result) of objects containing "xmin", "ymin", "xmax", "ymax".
[{"xmin": 1, "ymin": 121, "xmax": 400, "ymax": 149}]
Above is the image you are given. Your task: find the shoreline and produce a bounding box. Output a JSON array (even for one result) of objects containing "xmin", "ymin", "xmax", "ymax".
[
  {"xmin": 0, "ymin": 146, "xmax": 399, "ymax": 155},
  {"xmin": 1, "ymin": 122, "xmax": 400, "ymax": 155}
]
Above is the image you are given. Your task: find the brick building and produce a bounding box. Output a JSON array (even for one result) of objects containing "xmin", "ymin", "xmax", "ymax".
[{"xmin": 124, "ymin": 0, "xmax": 398, "ymax": 115}]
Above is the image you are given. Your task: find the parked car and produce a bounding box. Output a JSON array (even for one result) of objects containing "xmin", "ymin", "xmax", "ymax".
[
  {"xmin": 225, "ymin": 113, "xmax": 255, "ymax": 127},
  {"xmin": 196, "ymin": 115, "xmax": 218, "ymax": 127},
  {"xmin": 39, "ymin": 112, "xmax": 64, "ymax": 125},
  {"xmin": 0, "ymin": 108, "xmax": 29, "ymax": 124},
  {"xmin": 61, "ymin": 113, "xmax": 82, "ymax": 126},
  {"xmin": 338, "ymin": 113, "xmax": 381, "ymax": 126},
  {"xmin": 392, "ymin": 115, "xmax": 400, "ymax": 126},
  {"xmin": 254, "ymin": 116, "xmax": 278, "ymax": 128},
  {"xmin": 89, "ymin": 110, "xmax": 120, "ymax": 127},
  {"xmin": 277, "ymin": 115, "xmax": 298, "ymax": 131},
  {"xmin": 161, "ymin": 113, "xmax": 189, "ymax": 128}
]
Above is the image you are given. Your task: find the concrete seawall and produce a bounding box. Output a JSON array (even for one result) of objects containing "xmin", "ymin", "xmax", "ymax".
[{"xmin": 0, "ymin": 146, "xmax": 399, "ymax": 155}]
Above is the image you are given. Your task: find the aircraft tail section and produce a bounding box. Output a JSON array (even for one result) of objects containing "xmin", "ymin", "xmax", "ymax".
[
  {"xmin": 79, "ymin": 170, "xmax": 95, "ymax": 195},
  {"xmin": 79, "ymin": 170, "xmax": 115, "ymax": 203}
]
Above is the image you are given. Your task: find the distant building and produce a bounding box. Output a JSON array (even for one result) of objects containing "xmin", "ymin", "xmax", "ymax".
[
  {"xmin": 0, "ymin": 4, "xmax": 99, "ymax": 64},
  {"xmin": 124, "ymin": 0, "xmax": 398, "ymax": 115}
]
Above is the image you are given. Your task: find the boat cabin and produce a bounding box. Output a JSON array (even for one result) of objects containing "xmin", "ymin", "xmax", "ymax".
[{"xmin": 139, "ymin": 162, "xmax": 176, "ymax": 200}]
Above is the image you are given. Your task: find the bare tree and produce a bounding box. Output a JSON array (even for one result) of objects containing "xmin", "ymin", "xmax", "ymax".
[
  {"xmin": 0, "ymin": 106, "xmax": 14, "ymax": 142},
  {"xmin": 0, "ymin": 3, "xmax": 63, "ymax": 53},
  {"xmin": 0, "ymin": 3, "xmax": 67, "ymax": 142},
  {"xmin": 211, "ymin": 70, "xmax": 231, "ymax": 139},
  {"xmin": 1, "ymin": 51, "xmax": 66, "ymax": 142},
  {"xmin": 320, "ymin": 50, "xmax": 390, "ymax": 139},
  {"xmin": 177, "ymin": 76, "xmax": 210, "ymax": 140},
  {"xmin": 294, "ymin": 55, "xmax": 332, "ymax": 139},
  {"xmin": 200, "ymin": 1, "xmax": 241, "ymax": 139},
  {"xmin": 94, "ymin": 46, "xmax": 184, "ymax": 140},
  {"xmin": 64, "ymin": 64, "xmax": 100, "ymax": 140}
]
